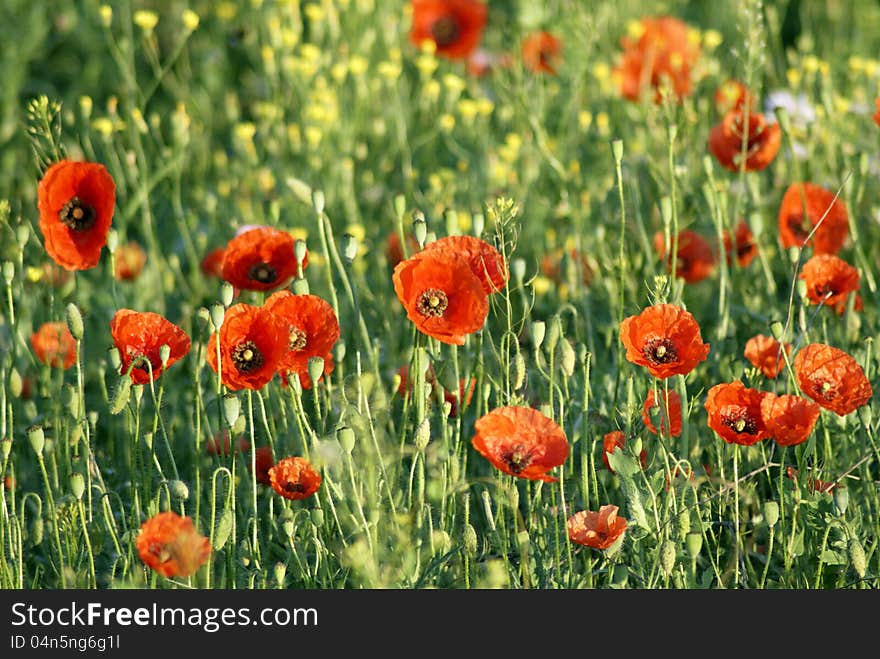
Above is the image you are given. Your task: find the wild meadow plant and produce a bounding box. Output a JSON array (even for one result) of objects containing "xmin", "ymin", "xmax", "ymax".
[{"xmin": 0, "ymin": 0, "xmax": 878, "ymax": 590}]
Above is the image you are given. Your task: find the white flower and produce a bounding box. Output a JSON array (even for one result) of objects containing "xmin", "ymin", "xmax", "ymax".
[{"xmin": 764, "ymin": 90, "xmax": 816, "ymax": 128}]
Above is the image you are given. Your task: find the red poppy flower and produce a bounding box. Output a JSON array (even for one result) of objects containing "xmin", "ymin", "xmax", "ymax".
[
  {"xmin": 201, "ymin": 247, "xmax": 226, "ymax": 278},
  {"xmin": 421, "ymin": 235, "xmax": 508, "ymax": 294},
  {"xmin": 799, "ymin": 254, "xmax": 860, "ymax": 314},
  {"xmin": 136, "ymin": 511, "xmax": 211, "ymax": 578},
  {"xmin": 785, "ymin": 466, "xmax": 836, "ymax": 494},
  {"xmin": 409, "ymin": 0, "xmax": 487, "ymax": 60},
  {"xmin": 220, "ymin": 227, "xmax": 303, "ymax": 292},
  {"xmin": 602, "ymin": 430, "xmax": 647, "ymax": 472},
  {"xmin": 205, "ymin": 431, "xmax": 249, "ymax": 457},
  {"xmin": 37, "ymin": 160, "xmax": 116, "ymax": 271},
  {"xmin": 722, "ymin": 220, "xmax": 758, "ymax": 268},
  {"xmin": 794, "ymin": 343, "xmax": 873, "ymax": 416},
  {"xmin": 614, "ymin": 16, "xmax": 700, "ymax": 103},
  {"xmin": 252, "ymin": 446, "xmax": 275, "ymax": 486},
  {"xmin": 30, "ymin": 321, "xmax": 77, "ymax": 369},
  {"xmin": 760, "ymin": 393, "xmax": 820, "ymax": 447},
  {"xmin": 392, "ymin": 250, "xmax": 489, "ymax": 345},
  {"xmin": 396, "ymin": 364, "xmax": 475, "ymax": 417},
  {"xmin": 386, "ymin": 232, "xmax": 420, "ymax": 269},
  {"xmin": 874, "ymin": 98, "xmax": 880, "ymax": 128},
  {"xmin": 263, "ymin": 291, "xmax": 339, "ymax": 389},
  {"xmin": 110, "ymin": 310, "xmax": 191, "ymax": 385},
  {"xmin": 522, "ymin": 31, "xmax": 562, "ymax": 75},
  {"xmin": 567, "ymin": 505, "xmax": 628, "ymax": 550},
  {"xmin": 708, "ymin": 109, "xmax": 781, "ymax": 172},
  {"xmin": 704, "ymin": 381, "xmax": 769, "ymax": 446},
  {"xmin": 471, "ymin": 406, "xmax": 569, "ymax": 482},
  {"xmin": 540, "ymin": 248, "xmax": 595, "ymax": 287},
  {"xmin": 113, "ymin": 241, "xmax": 147, "ymax": 281},
  {"xmin": 653, "ymin": 230, "xmax": 715, "ymax": 284},
  {"xmin": 744, "ymin": 334, "xmax": 791, "ymax": 379},
  {"xmin": 642, "ymin": 389, "xmax": 682, "ymax": 437},
  {"xmin": 778, "ymin": 183, "xmax": 848, "ymax": 255},
  {"xmin": 268, "ymin": 456, "xmax": 322, "ymax": 500},
  {"xmin": 619, "ymin": 303, "xmax": 710, "ymax": 379},
  {"xmin": 714, "ymin": 80, "xmax": 752, "ymax": 115},
  {"xmin": 206, "ymin": 303, "xmax": 289, "ymax": 391}
]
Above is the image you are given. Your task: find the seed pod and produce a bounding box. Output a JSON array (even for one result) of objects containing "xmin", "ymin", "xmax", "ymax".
[
  {"xmin": 849, "ymin": 538, "xmax": 866, "ymax": 578},
  {"xmin": 66, "ymin": 303, "xmax": 84, "ymax": 341},
  {"xmin": 27, "ymin": 425, "xmax": 45, "ymax": 456},
  {"xmin": 660, "ymin": 539, "xmax": 677, "ymax": 577},
  {"xmin": 168, "ymin": 480, "xmax": 190, "ymax": 502},
  {"xmin": 763, "ymin": 501, "xmax": 779, "ymax": 529},
  {"xmin": 223, "ymin": 394, "xmax": 241, "ymax": 428},
  {"xmin": 307, "ymin": 357, "xmax": 325, "ymax": 385}
]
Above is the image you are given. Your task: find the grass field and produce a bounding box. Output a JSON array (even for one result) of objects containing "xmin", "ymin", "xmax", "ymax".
[{"xmin": 1, "ymin": 0, "xmax": 879, "ymax": 590}]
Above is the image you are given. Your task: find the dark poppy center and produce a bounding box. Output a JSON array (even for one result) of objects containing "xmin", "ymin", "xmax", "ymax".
[
  {"xmin": 431, "ymin": 16, "xmax": 460, "ymax": 47},
  {"xmin": 416, "ymin": 288, "xmax": 449, "ymax": 317},
  {"xmin": 248, "ymin": 262, "xmax": 277, "ymax": 284},
  {"xmin": 786, "ymin": 215, "xmax": 811, "ymax": 244},
  {"xmin": 500, "ymin": 444, "xmax": 532, "ymax": 475},
  {"xmin": 283, "ymin": 481, "xmax": 306, "ymax": 494},
  {"xmin": 642, "ymin": 337, "xmax": 678, "ymax": 365},
  {"xmin": 289, "ymin": 327, "xmax": 307, "ymax": 351},
  {"xmin": 59, "ymin": 197, "xmax": 97, "ymax": 232},
  {"xmin": 813, "ymin": 379, "xmax": 838, "ymax": 401},
  {"xmin": 232, "ymin": 340, "xmax": 264, "ymax": 373},
  {"xmin": 721, "ymin": 409, "xmax": 759, "ymax": 435},
  {"xmin": 149, "ymin": 541, "xmax": 172, "ymax": 564}
]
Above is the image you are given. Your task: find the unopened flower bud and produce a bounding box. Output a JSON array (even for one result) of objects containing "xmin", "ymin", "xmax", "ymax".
[
  {"xmin": 273, "ymin": 562, "xmax": 286, "ymax": 587},
  {"xmin": 686, "ymin": 532, "xmax": 703, "ymax": 559},
  {"xmin": 341, "ymin": 233, "xmax": 358, "ymax": 263},
  {"xmin": 8, "ymin": 369, "xmax": 22, "ymax": 399},
  {"xmin": 210, "ymin": 303, "xmax": 225, "ymax": 330},
  {"xmin": 221, "ymin": 282, "xmax": 235, "ymax": 307},
  {"xmin": 70, "ymin": 473, "xmax": 85, "ymax": 500},
  {"xmin": 677, "ymin": 510, "xmax": 690, "ymax": 537},
  {"xmin": 312, "ymin": 189, "xmax": 325, "ymax": 215},
  {"xmin": 834, "ymin": 488, "xmax": 849, "ymax": 516},
  {"xmin": 559, "ymin": 340, "xmax": 576, "ymax": 376},
  {"xmin": 110, "ymin": 376, "xmax": 131, "ymax": 414},
  {"xmin": 393, "ymin": 194, "xmax": 406, "ymax": 219},
  {"xmin": 660, "ymin": 539, "xmax": 676, "ymax": 576},
  {"xmin": 337, "ymin": 426, "xmax": 356, "ymax": 453},
  {"xmin": 159, "ymin": 344, "xmax": 171, "ymax": 368},
  {"xmin": 769, "ymin": 319, "xmax": 785, "ymax": 341},
  {"xmin": 611, "ymin": 139, "xmax": 624, "ymax": 163},
  {"xmin": 294, "ymin": 239, "xmax": 308, "ymax": 267},
  {"xmin": 27, "ymin": 425, "xmax": 45, "ymax": 456},
  {"xmin": 511, "ymin": 257, "xmax": 526, "ymax": 284},
  {"xmin": 464, "ymin": 523, "xmax": 478, "ymax": 554},
  {"xmin": 531, "ymin": 321, "xmax": 546, "ymax": 351},
  {"xmin": 223, "ymin": 394, "xmax": 240, "ymax": 427},
  {"xmin": 307, "ymin": 357, "xmax": 325, "ymax": 385},
  {"xmin": 849, "ymin": 537, "xmax": 866, "ymax": 578},
  {"xmin": 168, "ymin": 479, "xmax": 190, "ymax": 502},
  {"xmin": 472, "ymin": 213, "xmax": 485, "ymax": 236},
  {"xmin": 412, "ymin": 212, "xmax": 427, "ymax": 247},
  {"xmin": 66, "ymin": 303, "xmax": 84, "ymax": 341},
  {"xmin": 293, "ymin": 277, "xmax": 310, "ymax": 295},
  {"xmin": 333, "ymin": 340, "xmax": 346, "ymax": 363},
  {"xmin": 763, "ymin": 501, "xmax": 779, "ymax": 529},
  {"xmin": 414, "ymin": 418, "xmax": 431, "ymax": 450}
]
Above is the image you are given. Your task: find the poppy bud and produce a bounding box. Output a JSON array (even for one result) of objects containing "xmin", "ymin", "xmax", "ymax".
[
  {"xmin": 106, "ymin": 229, "xmax": 119, "ymax": 253},
  {"xmin": 774, "ymin": 105, "xmax": 792, "ymax": 134},
  {"xmin": 531, "ymin": 320, "xmax": 546, "ymax": 351},
  {"xmin": 472, "ymin": 212, "xmax": 485, "ymax": 237},
  {"xmin": 222, "ymin": 393, "xmax": 240, "ymax": 427},
  {"xmin": 221, "ymin": 282, "xmax": 235, "ymax": 307},
  {"xmin": 0, "ymin": 437, "xmax": 11, "ymax": 461},
  {"xmin": 660, "ymin": 539, "xmax": 677, "ymax": 576},
  {"xmin": 763, "ymin": 501, "xmax": 779, "ymax": 528},
  {"xmin": 514, "ymin": 352, "xmax": 527, "ymax": 390},
  {"xmin": 2, "ymin": 261, "xmax": 14, "ymax": 285},
  {"xmin": 796, "ymin": 279, "xmax": 807, "ymax": 300},
  {"xmin": 834, "ymin": 487, "xmax": 849, "ymax": 516},
  {"xmin": 16, "ymin": 225, "xmax": 30, "ymax": 249},
  {"xmin": 858, "ymin": 404, "xmax": 872, "ymax": 429},
  {"xmin": 307, "ymin": 356, "xmax": 325, "ymax": 385},
  {"xmin": 559, "ymin": 339, "xmax": 576, "ymax": 376},
  {"xmin": 310, "ymin": 509, "xmax": 324, "ymax": 527},
  {"xmin": 213, "ymin": 508, "xmax": 233, "ymax": 550},
  {"xmin": 545, "ymin": 315, "xmax": 562, "ymax": 353},
  {"xmin": 334, "ymin": 340, "xmax": 346, "ymax": 363},
  {"xmin": 108, "ymin": 346, "xmax": 122, "ymax": 372},
  {"xmin": 769, "ymin": 319, "xmax": 785, "ymax": 342},
  {"xmin": 414, "ymin": 418, "xmax": 431, "ymax": 450},
  {"xmin": 340, "ymin": 233, "xmax": 358, "ymax": 263},
  {"xmin": 686, "ymin": 532, "xmax": 702, "ymax": 559},
  {"xmin": 293, "ymin": 277, "xmax": 310, "ymax": 295},
  {"xmin": 677, "ymin": 510, "xmax": 690, "ymax": 537},
  {"xmin": 464, "ymin": 524, "xmax": 478, "ymax": 555},
  {"xmin": 66, "ymin": 303, "xmax": 84, "ymax": 341},
  {"xmin": 159, "ymin": 344, "xmax": 171, "ymax": 368},
  {"xmin": 210, "ymin": 303, "xmax": 225, "ymax": 331},
  {"xmin": 849, "ymin": 537, "xmax": 866, "ymax": 578},
  {"xmin": 412, "ymin": 212, "xmax": 427, "ymax": 247},
  {"xmin": 70, "ymin": 473, "xmax": 85, "ymax": 500},
  {"xmin": 611, "ymin": 139, "xmax": 624, "ymax": 163},
  {"xmin": 312, "ymin": 189, "xmax": 325, "ymax": 215},
  {"xmin": 393, "ymin": 194, "xmax": 406, "ymax": 219},
  {"xmin": 273, "ymin": 562, "xmax": 286, "ymax": 587},
  {"xmin": 8, "ymin": 369, "xmax": 22, "ymax": 399},
  {"xmin": 168, "ymin": 479, "xmax": 190, "ymax": 502},
  {"xmin": 294, "ymin": 239, "xmax": 308, "ymax": 267},
  {"xmin": 64, "ymin": 384, "xmax": 78, "ymax": 419},
  {"xmin": 337, "ymin": 426, "xmax": 356, "ymax": 453},
  {"xmin": 287, "ymin": 372, "xmax": 303, "ymax": 395},
  {"xmin": 142, "ymin": 432, "xmax": 153, "ymax": 450},
  {"xmin": 110, "ymin": 376, "xmax": 131, "ymax": 415},
  {"xmin": 27, "ymin": 425, "xmax": 45, "ymax": 456},
  {"xmin": 132, "ymin": 384, "xmax": 144, "ymax": 405},
  {"xmin": 30, "ymin": 517, "xmax": 44, "ymax": 546}
]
